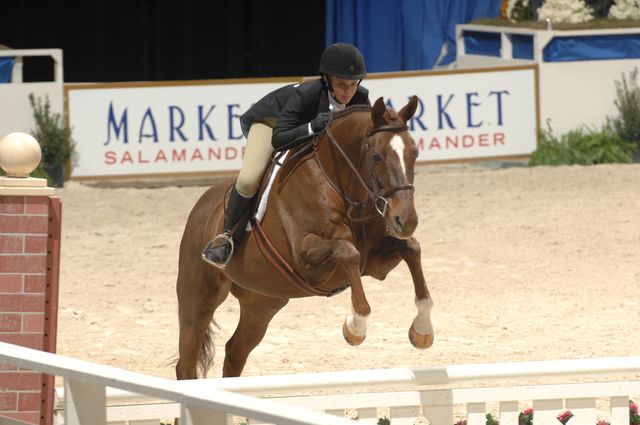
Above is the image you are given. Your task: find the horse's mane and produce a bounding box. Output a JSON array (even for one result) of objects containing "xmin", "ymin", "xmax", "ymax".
[
  {"xmin": 325, "ymin": 103, "xmax": 404, "ymax": 131},
  {"xmin": 307, "ymin": 104, "xmax": 373, "ymax": 145},
  {"xmin": 331, "ymin": 104, "xmax": 373, "ymax": 120}
]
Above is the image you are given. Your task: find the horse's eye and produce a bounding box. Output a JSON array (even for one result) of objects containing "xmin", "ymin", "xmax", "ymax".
[{"xmin": 372, "ymin": 152, "xmax": 384, "ymax": 162}]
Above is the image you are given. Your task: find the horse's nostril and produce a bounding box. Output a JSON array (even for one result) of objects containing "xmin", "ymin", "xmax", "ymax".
[{"xmin": 395, "ymin": 216, "xmax": 403, "ymax": 231}]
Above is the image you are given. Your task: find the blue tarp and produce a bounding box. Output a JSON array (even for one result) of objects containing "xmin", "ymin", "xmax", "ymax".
[
  {"xmin": 464, "ymin": 31, "xmax": 501, "ymax": 57},
  {"xmin": 462, "ymin": 31, "xmax": 640, "ymax": 62},
  {"xmin": 0, "ymin": 57, "xmax": 15, "ymax": 83},
  {"xmin": 325, "ymin": 0, "xmax": 502, "ymax": 72},
  {"xmin": 512, "ymin": 34, "xmax": 534, "ymax": 60},
  {"xmin": 543, "ymin": 34, "xmax": 640, "ymax": 62},
  {"xmin": 462, "ymin": 32, "xmax": 534, "ymax": 60}
]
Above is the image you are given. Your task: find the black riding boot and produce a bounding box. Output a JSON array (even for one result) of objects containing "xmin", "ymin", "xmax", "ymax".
[{"xmin": 201, "ymin": 187, "xmax": 254, "ymax": 268}]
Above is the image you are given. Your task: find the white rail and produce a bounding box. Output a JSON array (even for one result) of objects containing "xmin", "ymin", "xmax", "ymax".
[
  {"xmin": 0, "ymin": 341, "xmax": 353, "ymax": 425},
  {"xmin": 0, "ymin": 48, "xmax": 63, "ymax": 84},
  {"xmin": 49, "ymin": 356, "xmax": 640, "ymax": 425},
  {"xmin": 193, "ymin": 356, "xmax": 640, "ymax": 394}
]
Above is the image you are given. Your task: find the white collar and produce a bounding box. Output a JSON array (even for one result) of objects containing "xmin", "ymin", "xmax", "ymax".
[{"xmin": 328, "ymin": 92, "xmax": 345, "ymax": 112}]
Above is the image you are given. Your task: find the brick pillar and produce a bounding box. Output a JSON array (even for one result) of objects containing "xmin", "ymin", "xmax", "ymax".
[{"xmin": 0, "ymin": 132, "xmax": 59, "ymax": 425}]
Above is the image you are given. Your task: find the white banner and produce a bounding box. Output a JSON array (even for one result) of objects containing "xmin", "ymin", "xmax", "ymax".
[
  {"xmin": 66, "ymin": 79, "xmax": 297, "ymax": 178},
  {"xmin": 365, "ymin": 66, "xmax": 538, "ymax": 162},
  {"xmin": 66, "ymin": 66, "xmax": 538, "ymax": 178}
]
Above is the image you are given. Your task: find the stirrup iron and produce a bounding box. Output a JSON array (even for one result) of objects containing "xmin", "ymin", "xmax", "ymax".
[{"xmin": 201, "ymin": 233, "xmax": 234, "ymax": 269}]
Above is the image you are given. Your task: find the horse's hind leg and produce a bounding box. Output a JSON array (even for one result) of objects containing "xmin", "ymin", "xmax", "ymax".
[
  {"xmin": 176, "ymin": 265, "xmax": 231, "ymax": 380},
  {"xmin": 223, "ymin": 284, "xmax": 288, "ymax": 377}
]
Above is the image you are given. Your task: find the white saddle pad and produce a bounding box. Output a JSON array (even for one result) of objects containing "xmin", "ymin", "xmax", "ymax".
[{"xmin": 246, "ymin": 150, "xmax": 289, "ymax": 231}]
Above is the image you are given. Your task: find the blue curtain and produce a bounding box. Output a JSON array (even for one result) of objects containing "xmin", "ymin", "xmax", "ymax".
[
  {"xmin": 325, "ymin": 0, "xmax": 502, "ymax": 72},
  {"xmin": 0, "ymin": 57, "xmax": 15, "ymax": 83}
]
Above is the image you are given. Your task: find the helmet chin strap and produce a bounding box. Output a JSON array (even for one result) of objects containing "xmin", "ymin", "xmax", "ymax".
[
  {"xmin": 321, "ymin": 74, "xmax": 340, "ymax": 106},
  {"xmin": 322, "ymin": 74, "xmax": 333, "ymax": 92},
  {"xmin": 322, "ymin": 74, "xmax": 363, "ymax": 108}
]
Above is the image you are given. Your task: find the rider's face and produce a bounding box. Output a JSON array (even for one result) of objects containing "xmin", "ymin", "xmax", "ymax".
[{"xmin": 328, "ymin": 76, "xmax": 359, "ymax": 105}]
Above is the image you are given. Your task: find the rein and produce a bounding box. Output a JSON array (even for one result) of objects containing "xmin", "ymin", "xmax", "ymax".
[{"xmin": 322, "ymin": 118, "xmax": 414, "ymax": 222}]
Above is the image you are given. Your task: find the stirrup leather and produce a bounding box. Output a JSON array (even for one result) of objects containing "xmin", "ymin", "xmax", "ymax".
[{"xmin": 201, "ymin": 233, "xmax": 234, "ymax": 269}]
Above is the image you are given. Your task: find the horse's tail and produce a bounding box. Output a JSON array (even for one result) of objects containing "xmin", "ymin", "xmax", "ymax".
[{"xmin": 196, "ymin": 319, "xmax": 217, "ymax": 378}]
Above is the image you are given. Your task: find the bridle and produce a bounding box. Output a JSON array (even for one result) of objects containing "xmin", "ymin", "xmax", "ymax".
[{"xmin": 318, "ymin": 115, "xmax": 415, "ymax": 223}]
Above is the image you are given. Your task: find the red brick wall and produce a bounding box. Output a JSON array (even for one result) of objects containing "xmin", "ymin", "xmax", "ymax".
[{"xmin": 0, "ymin": 195, "xmax": 61, "ymax": 425}]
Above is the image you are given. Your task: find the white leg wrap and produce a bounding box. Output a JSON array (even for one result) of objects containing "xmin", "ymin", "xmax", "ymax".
[
  {"xmin": 345, "ymin": 307, "xmax": 368, "ymax": 337},
  {"xmin": 412, "ymin": 297, "xmax": 433, "ymax": 335}
]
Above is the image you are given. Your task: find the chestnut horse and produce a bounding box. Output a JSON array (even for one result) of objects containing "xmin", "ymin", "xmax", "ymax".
[{"xmin": 175, "ymin": 96, "xmax": 434, "ymax": 379}]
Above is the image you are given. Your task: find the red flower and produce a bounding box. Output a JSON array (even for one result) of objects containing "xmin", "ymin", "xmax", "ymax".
[{"xmin": 557, "ymin": 410, "xmax": 574, "ymax": 424}]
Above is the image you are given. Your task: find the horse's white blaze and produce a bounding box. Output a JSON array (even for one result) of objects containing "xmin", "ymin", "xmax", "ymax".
[
  {"xmin": 412, "ymin": 297, "xmax": 434, "ymax": 335},
  {"xmin": 345, "ymin": 306, "xmax": 369, "ymax": 337},
  {"xmin": 390, "ymin": 135, "xmax": 407, "ymax": 177}
]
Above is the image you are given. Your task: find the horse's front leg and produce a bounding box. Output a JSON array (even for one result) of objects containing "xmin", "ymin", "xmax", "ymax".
[
  {"xmin": 363, "ymin": 236, "xmax": 434, "ymax": 349},
  {"xmin": 301, "ymin": 233, "xmax": 370, "ymax": 346},
  {"xmin": 399, "ymin": 237, "xmax": 434, "ymax": 349},
  {"xmin": 342, "ymin": 249, "xmax": 370, "ymax": 346}
]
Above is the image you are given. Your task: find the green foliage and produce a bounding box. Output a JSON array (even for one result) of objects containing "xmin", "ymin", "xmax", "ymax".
[
  {"xmin": 529, "ymin": 68, "xmax": 640, "ymax": 166},
  {"xmin": 486, "ymin": 413, "xmax": 500, "ymax": 425},
  {"xmin": 28, "ymin": 93, "xmax": 75, "ymax": 166},
  {"xmin": 30, "ymin": 165, "xmax": 53, "ymax": 184},
  {"xmin": 511, "ymin": 0, "xmax": 534, "ymax": 21},
  {"xmin": 377, "ymin": 418, "xmax": 391, "ymax": 425},
  {"xmin": 586, "ymin": 0, "xmax": 614, "ymax": 17},
  {"xmin": 518, "ymin": 408, "xmax": 533, "ymax": 425},
  {"xmin": 529, "ymin": 125, "xmax": 636, "ymax": 166},
  {"xmin": 610, "ymin": 67, "xmax": 640, "ymax": 144},
  {"xmin": 631, "ymin": 400, "xmax": 640, "ymax": 425},
  {"xmin": 0, "ymin": 164, "xmax": 52, "ymax": 184}
]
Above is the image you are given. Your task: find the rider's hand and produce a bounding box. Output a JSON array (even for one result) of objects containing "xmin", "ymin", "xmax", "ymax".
[{"xmin": 311, "ymin": 112, "xmax": 330, "ymax": 132}]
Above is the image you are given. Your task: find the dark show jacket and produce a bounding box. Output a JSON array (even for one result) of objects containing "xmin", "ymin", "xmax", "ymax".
[{"xmin": 239, "ymin": 79, "xmax": 370, "ymax": 152}]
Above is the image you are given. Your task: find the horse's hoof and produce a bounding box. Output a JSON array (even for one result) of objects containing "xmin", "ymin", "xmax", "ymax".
[
  {"xmin": 342, "ymin": 321, "xmax": 366, "ymax": 346},
  {"xmin": 408, "ymin": 325, "xmax": 434, "ymax": 349}
]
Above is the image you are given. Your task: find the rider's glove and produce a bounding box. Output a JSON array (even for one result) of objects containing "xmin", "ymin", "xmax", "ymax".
[{"xmin": 310, "ymin": 112, "xmax": 330, "ymax": 133}]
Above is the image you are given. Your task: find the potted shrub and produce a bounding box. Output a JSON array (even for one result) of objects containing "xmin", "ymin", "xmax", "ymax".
[{"xmin": 28, "ymin": 93, "xmax": 75, "ymax": 187}]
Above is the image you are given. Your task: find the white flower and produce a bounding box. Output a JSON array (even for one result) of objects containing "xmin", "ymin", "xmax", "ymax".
[
  {"xmin": 609, "ymin": 0, "xmax": 640, "ymax": 19},
  {"xmin": 537, "ymin": 0, "xmax": 594, "ymax": 23}
]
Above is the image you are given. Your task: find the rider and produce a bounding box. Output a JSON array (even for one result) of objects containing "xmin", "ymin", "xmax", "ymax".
[{"xmin": 202, "ymin": 42, "xmax": 371, "ymax": 268}]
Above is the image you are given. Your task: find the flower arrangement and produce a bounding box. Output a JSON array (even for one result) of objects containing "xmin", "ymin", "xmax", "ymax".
[
  {"xmin": 609, "ymin": 0, "xmax": 640, "ymax": 19},
  {"xmin": 499, "ymin": 0, "xmax": 640, "ymax": 22},
  {"xmin": 447, "ymin": 400, "xmax": 640, "ymax": 425},
  {"xmin": 502, "ymin": 0, "xmax": 535, "ymax": 21},
  {"xmin": 537, "ymin": 0, "xmax": 595, "ymax": 23},
  {"xmin": 557, "ymin": 410, "xmax": 574, "ymax": 424},
  {"xmin": 519, "ymin": 407, "xmax": 534, "ymax": 425}
]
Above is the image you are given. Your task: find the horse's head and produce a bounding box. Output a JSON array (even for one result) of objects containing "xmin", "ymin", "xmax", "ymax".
[{"xmin": 366, "ymin": 96, "xmax": 419, "ymax": 239}]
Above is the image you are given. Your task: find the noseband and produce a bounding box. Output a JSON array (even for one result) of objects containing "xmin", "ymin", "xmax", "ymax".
[{"xmin": 323, "ymin": 121, "xmax": 415, "ymax": 222}]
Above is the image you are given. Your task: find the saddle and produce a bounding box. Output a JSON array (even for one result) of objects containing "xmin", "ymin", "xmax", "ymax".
[{"xmin": 246, "ymin": 142, "xmax": 317, "ymax": 230}]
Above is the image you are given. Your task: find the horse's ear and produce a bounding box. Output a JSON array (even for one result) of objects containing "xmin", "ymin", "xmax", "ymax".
[
  {"xmin": 371, "ymin": 97, "xmax": 386, "ymax": 128},
  {"xmin": 398, "ymin": 95, "xmax": 419, "ymax": 123}
]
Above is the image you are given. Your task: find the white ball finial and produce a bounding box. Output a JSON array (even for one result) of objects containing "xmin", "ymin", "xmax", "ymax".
[{"xmin": 0, "ymin": 132, "xmax": 42, "ymax": 177}]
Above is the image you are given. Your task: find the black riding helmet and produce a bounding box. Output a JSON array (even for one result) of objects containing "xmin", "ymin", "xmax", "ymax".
[{"xmin": 318, "ymin": 43, "xmax": 367, "ymax": 80}]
